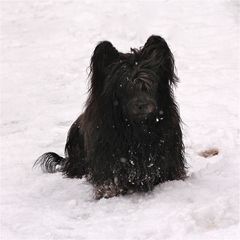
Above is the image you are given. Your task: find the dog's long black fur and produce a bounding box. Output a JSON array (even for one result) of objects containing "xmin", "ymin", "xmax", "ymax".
[{"xmin": 35, "ymin": 35, "xmax": 187, "ymax": 198}]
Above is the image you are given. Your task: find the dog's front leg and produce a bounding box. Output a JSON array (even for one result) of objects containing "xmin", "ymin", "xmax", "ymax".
[{"xmin": 94, "ymin": 180, "xmax": 124, "ymax": 199}]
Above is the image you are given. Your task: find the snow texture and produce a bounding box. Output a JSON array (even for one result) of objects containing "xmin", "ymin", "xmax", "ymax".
[{"xmin": 0, "ymin": 0, "xmax": 239, "ymax": 239}]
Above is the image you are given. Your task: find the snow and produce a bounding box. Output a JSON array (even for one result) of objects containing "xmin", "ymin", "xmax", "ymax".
[{"xmin": 0, "ymin": 0, "xmax": 239, "ymax": 239}]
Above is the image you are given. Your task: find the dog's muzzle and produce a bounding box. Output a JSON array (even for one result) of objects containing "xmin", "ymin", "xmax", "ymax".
[{"xmin": 129, "ymin": 97, "xmax": 157, "ymax": 120}]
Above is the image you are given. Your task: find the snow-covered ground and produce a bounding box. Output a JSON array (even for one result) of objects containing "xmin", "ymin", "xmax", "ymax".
[{"xmin": 0, "ymin": 0, "xmax": 239, "ymax": 239}]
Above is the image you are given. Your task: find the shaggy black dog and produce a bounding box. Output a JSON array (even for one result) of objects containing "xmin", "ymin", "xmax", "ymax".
[{"xmin": 35, "ymin": 35, "xmax": 187, "ymax": 199}]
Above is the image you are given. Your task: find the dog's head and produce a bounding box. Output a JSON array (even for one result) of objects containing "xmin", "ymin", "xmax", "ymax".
[{"xmin": 89, "ymin": 35, "xmax": 178, "ymax": 123}]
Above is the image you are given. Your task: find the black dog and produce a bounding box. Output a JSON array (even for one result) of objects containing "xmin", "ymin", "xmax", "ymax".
[{"xmin": 35, "ymin": 35, "xmax": 187, "ymax": 199}]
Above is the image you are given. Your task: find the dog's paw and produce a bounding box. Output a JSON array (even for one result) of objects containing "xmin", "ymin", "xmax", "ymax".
[{"xmin": 94, "ymin": 181, "xmax": 122, "ymax": 200}]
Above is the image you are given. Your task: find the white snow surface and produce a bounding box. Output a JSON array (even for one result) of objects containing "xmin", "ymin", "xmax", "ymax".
[{"xmin": 0, "ymin": 0, "xmax": 239, "ymax": 239}]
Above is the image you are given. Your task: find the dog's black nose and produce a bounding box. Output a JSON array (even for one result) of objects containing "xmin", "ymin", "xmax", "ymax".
[
  {"xmin": 134, "ymin": 102, "xmax": 153, "ymax": 113},
  {"xmin": 132, "ymin": 101, "xmax": 156, "ymax": 117}
]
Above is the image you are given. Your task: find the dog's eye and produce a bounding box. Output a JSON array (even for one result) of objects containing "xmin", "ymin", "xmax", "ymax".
[{"xmin": 142, "ymin": 84, "xmax": 147, "ymax": 92}]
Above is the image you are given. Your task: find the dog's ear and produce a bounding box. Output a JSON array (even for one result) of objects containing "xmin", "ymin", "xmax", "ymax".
[
  {"xmin": 142, "ymin": 35, "xmax": 178, "ymax": 85},
  {"xmin": 90, "ymin": 41, "xmax": 119, "ymax": 96}
]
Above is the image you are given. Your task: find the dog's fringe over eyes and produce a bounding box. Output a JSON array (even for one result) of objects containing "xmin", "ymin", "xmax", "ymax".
[{"xmin": 34, "ymin": 35, "xmax": 187, "ymax": 199}]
